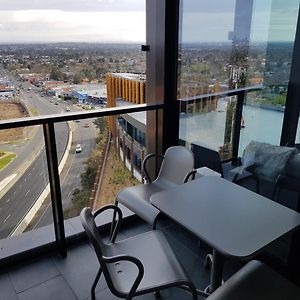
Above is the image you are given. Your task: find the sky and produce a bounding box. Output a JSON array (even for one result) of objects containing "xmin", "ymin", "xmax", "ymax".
[
  {"xmin": 180, "ymin": 0, "xmax": 299, "ymax": 43},
  {"xmin": 0, "ymin": 0, "xmax": 146, "ymax": 43},
  {"xmin": 0, "ymin": 0, "xmax": 298, "ymax": 44}
]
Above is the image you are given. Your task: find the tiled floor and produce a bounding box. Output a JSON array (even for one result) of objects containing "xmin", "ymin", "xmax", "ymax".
[{"xmin": 0, "ymin": 216, "xmax": 246, "ymax": 300}]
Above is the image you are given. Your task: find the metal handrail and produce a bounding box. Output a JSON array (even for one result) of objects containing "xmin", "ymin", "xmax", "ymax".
[
  {"xmin": 0, "ymin": 103, "xmax": 163, "ymax": 256},
  {"xmin": 177, "ymin": 84, "xmax": 263, "ymax": 103},
  {"xmin": 0, "ymin": 103, "xmax": 164, "ymax": 129}
]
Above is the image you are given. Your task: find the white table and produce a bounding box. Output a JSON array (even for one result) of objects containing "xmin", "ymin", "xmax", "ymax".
[{"xmin": 151, "ymin": 176, "xmax": 300, "ymax": 292}]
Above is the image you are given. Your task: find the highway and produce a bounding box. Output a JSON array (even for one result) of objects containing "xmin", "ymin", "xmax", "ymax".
[
  {"xmin": 0, "ymin": 75, "xmax": 97, "ymax": 237},
  {"xmin": 33, "ymin": 116, "xmax": 97, "ymax": 228},
  {"xmin": 0, "ymin": 86, "xmax": 69, "ymax": 237}
]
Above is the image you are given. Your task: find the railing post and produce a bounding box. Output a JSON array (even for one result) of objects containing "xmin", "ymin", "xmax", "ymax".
[
  {"xmin": 231, "ymin": 91, "xmax": 245, "ymax": 164},
  {"xmin": 43, "ymin": 123, "xmax": 67, "ymax": 257},
  {"xmin": 155, "ymin": 108, "xmax": 159, "ymax": 177}
]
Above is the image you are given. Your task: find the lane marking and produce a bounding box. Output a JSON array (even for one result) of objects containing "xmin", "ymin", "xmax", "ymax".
[
  {"xmin": 6, "ymin": 198, "xmax": 10, "ymax": 203},
  {"xmin": 3, "ymin": 214, "xmax": 10, "ymax": 223},
  {"xmin": 25, "ymin": 190, "xmax": 30, "ymax": 196}
]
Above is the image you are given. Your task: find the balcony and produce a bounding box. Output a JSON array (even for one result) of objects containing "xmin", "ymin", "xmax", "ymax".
[
  {"xmin": 0, "ymin": 104, "xmax": 299, "ymax": 300},
  {"xmin": 1, "ymin": 1, "xmax": 300, "ymax": 298},
  {"xmin": 1, "ymin": 213, "xmax": 246, "ymax": 300}
]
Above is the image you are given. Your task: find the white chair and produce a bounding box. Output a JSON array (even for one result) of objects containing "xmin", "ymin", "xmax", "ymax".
[
  {"xmin": 115, "ymin": 146, "xmax": 195, "ymax": 228},
  {"xmin": 81, "ymin": 205, "xmax": 198, "ymax": 300}
]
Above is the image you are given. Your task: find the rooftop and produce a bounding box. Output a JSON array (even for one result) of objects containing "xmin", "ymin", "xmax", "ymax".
[{"xmin": 110, "ymin": 73, "xmax": 146, "ymax": 82}]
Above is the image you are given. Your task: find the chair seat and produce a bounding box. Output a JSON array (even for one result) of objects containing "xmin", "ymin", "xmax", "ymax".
[
  {"xmin": 116, "ymin": 183, "xmax": 163, "ymax": 224},
  {"xmin": 106, "ymin": 230, "xmax": 190, "ymax": 295},
  {"xmin": 207, "ymin": 260, "xmax": 300, "ymax": 300}
]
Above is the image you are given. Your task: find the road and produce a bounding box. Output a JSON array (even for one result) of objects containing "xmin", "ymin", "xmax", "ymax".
[
  {"xmin": 0, "ymin": 88, "xmax": 69, "ymax": 237},
  {"xmin": 0, "ymin": 75, "xmax": 97, "ymax": 237},
  {"xmin": 33, "ymin": 116, "xmax": 97, "ymax": 228}
]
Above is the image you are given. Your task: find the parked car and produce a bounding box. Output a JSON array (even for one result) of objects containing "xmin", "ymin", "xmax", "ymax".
[
  {"xmin": 75, "ymin": 144, "xmax": 82, "ymax": 153},
  {"xmin": 83, "ymin": 123, "xmax": 90, "ymax": 128},
  {"xmin": 66, "ymin": 107, "xmax": 70, "ymax": 112}
]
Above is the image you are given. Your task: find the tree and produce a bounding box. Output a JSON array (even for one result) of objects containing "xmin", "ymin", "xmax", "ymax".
[
  {"xmin": 73, "ymin": 72, "xmax": 83, "ymax": 84},
  {"xmin": 94, "ymin": 117, "xmax": 107, "ymax": 133},
  {"xmin": 50, "ymin": 66, "xmax": 63, "ymax": 80}
]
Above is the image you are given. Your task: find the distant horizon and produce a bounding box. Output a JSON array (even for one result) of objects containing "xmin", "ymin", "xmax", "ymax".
[
  {"xmin": 0, "ymin": 40, "xmax": 294, "ymax": 46},
  {"xmin": 0, "ymin": 41, "xmax": 143, "ymax": 45}
]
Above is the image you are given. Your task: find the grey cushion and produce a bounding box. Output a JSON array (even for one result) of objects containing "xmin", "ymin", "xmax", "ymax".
[
  {"xmin": 241, "ymin": 141, "xmax": 297, "ymax": 182},
  {"xmin": 285, "ymin": 153, "xmax": 300, "ymax": 179}
]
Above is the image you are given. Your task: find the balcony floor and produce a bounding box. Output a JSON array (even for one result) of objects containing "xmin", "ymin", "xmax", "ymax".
[{"xmin": 0, "ymin": 215, "xmax": 249, "ymax": 300}]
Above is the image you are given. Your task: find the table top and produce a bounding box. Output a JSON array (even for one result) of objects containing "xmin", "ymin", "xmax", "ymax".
[{"xmin": 151, "ymin": 176, "xmax": 300, "ymax": 258}]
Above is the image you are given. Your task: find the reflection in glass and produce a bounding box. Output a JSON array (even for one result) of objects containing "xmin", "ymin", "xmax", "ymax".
[{"xmin": 178, "ymin": 0, "xmax": 299, "ymax": 157}]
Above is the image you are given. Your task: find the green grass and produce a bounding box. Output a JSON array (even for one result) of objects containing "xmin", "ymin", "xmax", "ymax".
[
  {"xmin": 29, "ymin": 107, "xmax": 39, "ymax": 116},
  {"xmin": 0, "ymin": 153, "xmax": 17, "ymax": 170}
]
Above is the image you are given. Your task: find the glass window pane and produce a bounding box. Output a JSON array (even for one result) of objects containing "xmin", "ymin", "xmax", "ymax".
[
  {"xmin": 178, "ymin": 0, "xmax": 299, "ymax": 158},
  {"xmin": 240, "ymin": 1, "xmax": 298, "ymax": 153},
  {"xmin": 0, "ymin": 0, "xmax": 146, "ymax": 239}
]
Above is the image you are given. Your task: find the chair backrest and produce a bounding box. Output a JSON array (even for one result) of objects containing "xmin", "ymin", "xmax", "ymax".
[
  {"xmin": 190, "ymin": 142, "xmax": 224, "ymax": 177},
  {"xmin": 81, "ymin": 207, "xmax": 136, "ymax": 298},
  {"xmin": 156, "ymin": 146, "xmax": 194, "ymax": 185},
  {"xmin": 80, "ymin": 207, "xmax": 106, "ymax": 260},
  {"xmin": 81, "ymin": 207, "xmax": 121, "ymax": 293}
]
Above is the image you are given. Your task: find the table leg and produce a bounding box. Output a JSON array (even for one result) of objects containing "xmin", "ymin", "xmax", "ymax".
[
  {"xmin": 287, "ymin": 228, "xmax": 300, "ymax": 282},
  {"xmin": 210, "ymin": 249, "xmax": 225, "ymax": 293}
]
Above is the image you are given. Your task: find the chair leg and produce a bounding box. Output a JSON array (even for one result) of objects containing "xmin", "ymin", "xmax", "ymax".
[
  {"xmin": 91, "ymin": 268, "xmax": 102, "ymax": 300},
  {"xmin": 204, "ymin": 253, "xmax": 213, "ymax": 269},
  {"xmin": 154, "ymin": 290, "xmax": 161, "ymax": 298},
  {"xmin": 185, "ymin": 283, "xmax": 199, "ymax": 300}
]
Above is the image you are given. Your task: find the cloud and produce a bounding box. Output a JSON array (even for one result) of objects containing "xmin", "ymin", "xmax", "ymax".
[
  {"xmin": 0, "ymin": 0, "xmax": 145, "ymax": 12},
  {"xmin": 0, "ymin": 9, "xmax": 145, "ymax": 43}
]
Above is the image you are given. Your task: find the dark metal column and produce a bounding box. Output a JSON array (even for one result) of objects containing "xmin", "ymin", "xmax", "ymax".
[
  {"xmin": 145, "ymin": 0, "xmax": 165, "ymax": 179},
  {"xmin": 232, "ymin": 91, "xmax": 245, "ymax": 162},
  {"xmin": 43, "ymin": 123, "xmax": 67, "ymax": 257},
  {"xmin": 280, "ymin": 4, "xmax": 300, "ymax": 146},
  {"xmin": 163, "ymin": 0, "xmax": 180, "ymax": 151}
]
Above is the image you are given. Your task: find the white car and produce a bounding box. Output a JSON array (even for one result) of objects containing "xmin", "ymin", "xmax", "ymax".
[{"xmin": 75, "ymin": 144, "xmax": 82, "ymax": 153}]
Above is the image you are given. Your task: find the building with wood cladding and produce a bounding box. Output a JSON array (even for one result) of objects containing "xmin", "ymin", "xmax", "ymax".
[
  {"xmin": 106, "ymin": 73, "xmax": 146, "ymax": 181},
  {"xmin": 106, "ymin": 72, "xmax": 222, "ymax": 181}
]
